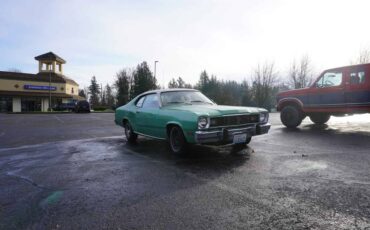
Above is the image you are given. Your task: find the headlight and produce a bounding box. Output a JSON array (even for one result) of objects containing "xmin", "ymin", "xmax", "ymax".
[
  {"xmin": 198, "ymin": 116, "xmax": 209, "ymax": 129},
  {"xmin": 259, "ymin": 113, "xmax": 269, "ymax": 123}
]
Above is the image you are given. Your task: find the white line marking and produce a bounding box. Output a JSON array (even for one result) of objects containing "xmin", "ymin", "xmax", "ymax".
[
  {"xmin": 0, "ymin": 135, "xmax": 124, "ymax": 152},
  {"xmin": 54, "ymin": 115, "xmax": 64, "ymax": 124}
]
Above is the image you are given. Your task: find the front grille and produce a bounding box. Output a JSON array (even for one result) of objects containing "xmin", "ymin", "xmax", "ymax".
[{"xmin": 210, "ymin": 114, "xmax": 259, "ymax": 127}]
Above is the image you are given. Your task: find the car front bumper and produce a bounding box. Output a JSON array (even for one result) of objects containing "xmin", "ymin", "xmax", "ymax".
[{"xmin": 194, "ymin": 123, "xmax": 271, "ymax": 145}]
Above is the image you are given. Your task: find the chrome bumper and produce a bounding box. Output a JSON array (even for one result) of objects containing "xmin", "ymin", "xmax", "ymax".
[{"xmin": 194, "ymin": 123, "xmax": 271, "ymax": 144}]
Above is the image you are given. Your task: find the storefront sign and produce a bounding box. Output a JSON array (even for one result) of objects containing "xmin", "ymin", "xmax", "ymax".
[{"xmin": 24, "ymin": 85, "xmax": 57, "ymax": 91}]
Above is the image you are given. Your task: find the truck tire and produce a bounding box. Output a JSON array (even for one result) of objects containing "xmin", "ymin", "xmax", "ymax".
[
  {"xmin": 280, "ymin": 106, "xmax": 303, "ymax": 128},
  {"xmin": 309, "ymin": 114, "xmax": 330, "ymax": 125}
]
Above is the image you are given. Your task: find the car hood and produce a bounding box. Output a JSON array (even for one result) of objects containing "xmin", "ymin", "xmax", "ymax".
[
  {"xmin": 163, "ymin": 104, "xmax": 265, "ymax": 117},
  {"xmin": 277, "ymin": 87, "xmax": 311, "ymax": 98}
]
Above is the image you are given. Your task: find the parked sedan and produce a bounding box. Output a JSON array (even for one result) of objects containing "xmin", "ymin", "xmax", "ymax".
[{"xmin": 115, "ymin": 89, "xmax": 271, "ymax": 154}]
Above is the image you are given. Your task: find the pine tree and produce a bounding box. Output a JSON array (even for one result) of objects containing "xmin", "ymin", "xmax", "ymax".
[
  {"xmin": 88, "ymin": 76, "xmax": 100, "ymax": 107},
  {"xmin": 105, "ymin": 84, "xmax": 115, "ymax": 108},
  {"xmin": 131, "ymin": 62, "xmax": 158, "ymax": 98},
  {"xmin": 78, "ymin": 89, "xmax": 86, "ymax": 98},
  {"xmin": 115, "ymin": 70, "xmax": 130, "ymax": 107}
]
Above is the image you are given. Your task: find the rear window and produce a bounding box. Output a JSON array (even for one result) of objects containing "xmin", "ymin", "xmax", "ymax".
[{"xmin": 350, "ymin": 71, "xmax": 366, "ymax": 84}]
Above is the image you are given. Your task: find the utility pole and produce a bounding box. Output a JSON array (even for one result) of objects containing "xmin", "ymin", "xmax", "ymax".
[{"xmin": 49, "ymin": 63, "xmax": 52, "ymax": 112}]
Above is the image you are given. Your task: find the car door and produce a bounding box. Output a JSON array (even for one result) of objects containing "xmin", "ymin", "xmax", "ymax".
[
  {"xmin": 345, "ymin": 67, "xmax": 369, "ymax": 111},
  {"xmin": 136, "ymin": 93, "xmax": 161, "ymax": 137},
  {"xmin": 308, "ymin": 69, "xmax": 345, "ymax": 109},
  {"xmin": 132, "ymin": 95, "xmax": 146, "ymax": 133}
]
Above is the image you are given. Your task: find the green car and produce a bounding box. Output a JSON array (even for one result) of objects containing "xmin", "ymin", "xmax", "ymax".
[{"xmin": 115, "ymin": 89, "xmax": 271, "ymax": 154}]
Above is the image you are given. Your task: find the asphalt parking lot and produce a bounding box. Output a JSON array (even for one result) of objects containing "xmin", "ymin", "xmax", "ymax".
[{"xmin": 0, "ymin": 113, "xmax": 370, "ymax": 229}]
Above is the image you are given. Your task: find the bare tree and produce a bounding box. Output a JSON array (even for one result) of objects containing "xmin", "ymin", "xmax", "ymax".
[
  {"xmin": 288, "ymin": 55, "xmax": 313, "ymax": 89},
  {"xmin": 352, "ymin": 48, "xmax": 370, "ymax": 64},
  {"xmin": 251, "ymin": 62, "xmax": 278, "ymax": 110}
]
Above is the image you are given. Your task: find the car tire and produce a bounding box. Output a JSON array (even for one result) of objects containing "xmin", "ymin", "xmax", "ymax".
[
  {"xmin": 309, "ymin": 114, "xmax": 330, "ymax": 125},
  {"xmin": 124, "ymin": 121, "xmax": 138, "ymax": 143},
  {"xmin": 280, "ymin": 105, "xmax": 303, "ymax": 128},
  {"xmin": 169, "ymin": 126, "xmax": 187, "ymax": 155}
]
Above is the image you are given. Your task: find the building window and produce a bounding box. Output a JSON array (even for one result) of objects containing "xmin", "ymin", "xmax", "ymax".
[
  {"xmin": 0, "ymin": 97, "xmax": 12, "ymax": 112},
  {"xmin": 71, "ymin": 87, "xmax": 74, "ymax": 94},
  {"xmin": 21, "ymin": 98, "xmax": 41, "ymax": 112}
]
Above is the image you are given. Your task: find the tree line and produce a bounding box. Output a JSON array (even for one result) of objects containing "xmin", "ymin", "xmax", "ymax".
[{"xmin": 82, "ymin": 49, "xmax": 370, "ymax": 111}]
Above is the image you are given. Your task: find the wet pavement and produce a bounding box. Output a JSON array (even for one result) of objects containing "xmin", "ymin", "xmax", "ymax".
[{"xmin": 0, "ymin": 113, "xmax": 370, "ymax": 229}]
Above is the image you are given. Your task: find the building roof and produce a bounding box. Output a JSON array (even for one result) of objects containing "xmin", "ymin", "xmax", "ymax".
[
  {"xmin": 0, "ymin": 90, "xmax": 82, "ymax": 99},
  {"xmin": 34, "ymin": 52, "xmax": 66, "ymax": 64},
  {"xmin": 0, "ymin": 71, "xmax": 78, "ymax": 86}
]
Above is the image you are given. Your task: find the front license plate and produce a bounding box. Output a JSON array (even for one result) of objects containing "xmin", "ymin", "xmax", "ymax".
[{"xmin": 233, "ymin": 134, "xmax": 247, "ymax": 144}]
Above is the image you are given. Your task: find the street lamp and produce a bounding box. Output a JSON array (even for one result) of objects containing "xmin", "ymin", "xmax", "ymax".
[{"xmin": 154, "ymin": 60, "xmax": 159, "ymax": 78}]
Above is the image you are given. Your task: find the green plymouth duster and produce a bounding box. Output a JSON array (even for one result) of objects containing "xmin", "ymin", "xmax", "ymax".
[{"xmin": 115, "ymin": 89, "xmax": 271, "ymax": 154}]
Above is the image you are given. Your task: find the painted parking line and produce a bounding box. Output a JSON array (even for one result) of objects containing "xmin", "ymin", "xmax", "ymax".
[{"xmin": 53, "ymin": 115, "xmax": 64, "ymax": 124}]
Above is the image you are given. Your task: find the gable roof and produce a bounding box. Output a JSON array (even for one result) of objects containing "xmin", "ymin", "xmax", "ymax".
[{"xmin": 34, "ymin": 52, "xmax": 66, "ymax": 64}]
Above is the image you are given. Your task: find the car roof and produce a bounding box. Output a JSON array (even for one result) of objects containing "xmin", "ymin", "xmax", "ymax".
[
  {"xmin": 325, "ymin": 62, "xmax": 370, "ymax": 72},
  {"xmin": 142, "ymin": 88, "xmax": 198, "ymax": 94}
]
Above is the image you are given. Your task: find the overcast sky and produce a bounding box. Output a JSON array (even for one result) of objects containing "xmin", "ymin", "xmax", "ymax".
[{"xmin": 1, "ymin": 0, "xmax": 369, "ymax": 88}]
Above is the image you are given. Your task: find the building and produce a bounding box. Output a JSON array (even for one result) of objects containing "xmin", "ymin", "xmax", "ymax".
[{"xmin": 0, "ymin": 52, "xmax": 83, "ymax": 112}]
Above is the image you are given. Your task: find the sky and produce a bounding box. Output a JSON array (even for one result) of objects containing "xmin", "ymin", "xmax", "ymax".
[{"xmin": 1, "ymin": 0, "xmax": 370, "ymax": 88}]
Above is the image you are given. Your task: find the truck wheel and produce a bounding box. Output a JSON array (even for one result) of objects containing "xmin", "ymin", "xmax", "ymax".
[
  {"xmin": 124, "ymin": 121, "xmax": 138, "ymax": 143},
  {"xmin": 280, "ymin": 106, "xmax": 303, "ymax": 128},
  {"xmin": 169, "ymin": 126, "xmax": 187, "ymax": 155},
  {"xmin": 309, "ymin": 114, "xmax": 330, "ymax": 125}
]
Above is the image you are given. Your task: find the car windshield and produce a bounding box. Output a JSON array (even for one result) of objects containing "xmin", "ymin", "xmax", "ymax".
[{"xmin": 160, "ymin": 91, "xmax": 214, "ymax": 106}]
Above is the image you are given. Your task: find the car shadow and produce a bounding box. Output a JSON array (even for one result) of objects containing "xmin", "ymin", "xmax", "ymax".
[
  {"xmin": 121, "ymin": 137, "xmax": 252, "ymax": 175},
  {"xmin": 277, "ymin": 122, "xmax": 370, "ymax": 151}
]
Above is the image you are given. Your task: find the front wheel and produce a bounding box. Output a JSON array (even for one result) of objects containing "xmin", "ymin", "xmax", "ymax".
[
  {"xmin": 280, "ymin": 106, "xmax": 303, "ymax": 128},
  {"xmin": 309, "ymin": 114, "xmax": 330, "ymax": 125},
  {"xmin": 169, "ymin": 126, "xmax": 187, "ymax": 155},
  {"xmin": 124, "ymin": 121, "xmax": 137, "ymax": 143}
]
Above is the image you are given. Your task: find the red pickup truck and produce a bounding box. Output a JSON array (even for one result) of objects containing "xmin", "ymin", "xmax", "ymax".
[{"xmin": 277, "ymin": 63, "xmax": 370, "ymax": 128}]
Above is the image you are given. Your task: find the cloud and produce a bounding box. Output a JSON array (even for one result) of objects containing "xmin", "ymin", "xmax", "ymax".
[{"xmin": 1, "ymin": 0, "xmax": 370, "ymax": 87}]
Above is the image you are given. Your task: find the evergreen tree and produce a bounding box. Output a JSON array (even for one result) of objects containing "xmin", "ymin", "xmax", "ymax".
[
  {"xmin": 101, "ymin": 87, "xmax": 106, "ymax": 106},
  {"xmin": 115, "ymin": 70, "xmax": 130, "ymax": 107},
  {"xmin": 105, "ymin": 84, "xmax": 115, "ymax": 108},
  {"xmin": 131, "ymin": 62, "xmax": 158, "ymax": 98},
  {"xmin": 240, "ymin": 80, "xmax": 253, "ymax": 106},
  {"xmin": 168, "ymin": 78, "xmax": 178, "ymax": 88},
  {"xmin": 88, "ymin": 76, "xmax": 100, "ymax": 107},
  {"xmin": 78, "ymin": 89, "xmax": 86, "ymax": 98},
  {"xmin": 168, "ymin": 77, "xmax": 192, "ymax": 89}
]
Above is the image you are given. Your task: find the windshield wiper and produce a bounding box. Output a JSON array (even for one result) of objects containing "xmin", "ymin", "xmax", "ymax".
[
  {"xmin": 167, "ymin": 101, "xmax": 184, "ymax": 104},
  {"xmin": 190, "ymin": 100, "xmax": 213, "ymax": 104},
  {"xmin": 166, "ymin": 101, "xmax": 191, "ymax": 105}
]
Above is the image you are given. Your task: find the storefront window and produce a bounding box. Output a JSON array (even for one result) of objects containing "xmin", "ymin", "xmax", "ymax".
[
  {"xmin": 21, "ymin": 97, "xmax": 41, "ymax": 112},
  {"xmin": 0, "ymin": 97, "xmax": 12, "ymax": 112}
]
